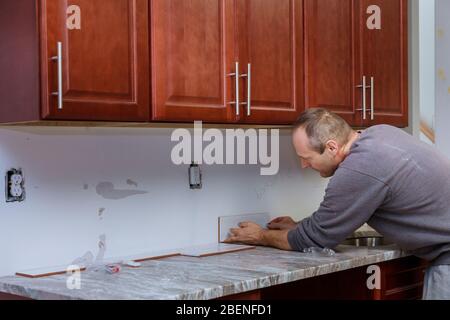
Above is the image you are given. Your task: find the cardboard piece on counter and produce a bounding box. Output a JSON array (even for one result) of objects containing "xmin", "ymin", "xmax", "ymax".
[
  {"xmin": 179, "ymin": 243, "xmax": 255, "ymax": 257},
  {"xmin": 15, "ymin": 250, "xmax": 180, "ymax": 278},
  {"xmin": 120, "ymin": 251, "xmax": 180, "ymax": 263},
  {"xmin": 218, "ymin": 213, "xmax": 271, "ymax": 243},
  {"xmin": 16, "ymin": 265, "xmax": 87, "ymax": 279}
]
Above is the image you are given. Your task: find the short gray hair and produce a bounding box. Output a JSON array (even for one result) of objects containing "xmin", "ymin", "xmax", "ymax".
[{"xmin": 293, "ymin": 108, "xmax": 352, "ymax": 154}]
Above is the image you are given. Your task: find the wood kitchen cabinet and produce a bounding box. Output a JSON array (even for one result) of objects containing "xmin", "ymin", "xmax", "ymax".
[
  {"xmin": 359, "ymin": 0, "xmax": 409, "ymax": 127},
  {"xmin": 304, "ymin": 0, "xmax": 360, "ymax": 126},
  {"xmin": 0, "ymin": 0, "xmax": 150, "ymax": 123},
  {"xmin": 41, "ymin": 0, "xmax": 150, "ymax": 122},
  {"xmin": 150, "ymin": 0, "xmax": 235, "ymax": 123},
  {"xmin": 372, "ymin": 256, "xmax": 428, "ymax": 300},
  {"xmin": 235, "ymin": 0, "xmax": 304, "ymax": 124},
  {"xmin": 304, "ymin": 0, "xmax": 408, "ymax": 127},
  {"xmin": 151, "ymin": 0, "xmax": 304, "ymax": 124},
  {"xmin": 221, "ymin": 257, "xmax": 427, "ymax": 300},
  {"xmin": 0, "ymin": 0, "xmax": 407, "ymax": 127}
]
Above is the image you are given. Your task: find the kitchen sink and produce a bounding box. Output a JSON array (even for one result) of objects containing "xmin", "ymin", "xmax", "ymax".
[{"xmin": 341, "ymin": 236, "xmax": 394, "ymax": 247}]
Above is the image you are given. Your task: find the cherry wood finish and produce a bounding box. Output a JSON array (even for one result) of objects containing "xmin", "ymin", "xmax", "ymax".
[
  {"xmin": 236, "ymin": 0, "xmax": 304, "ymax": 124},
  {"xmin": 0, "ymin": 0, "xmax": 40, "ymax": 123},
  {"xmin": 373, "ymin": 256, "xmax": 427, "ymax": 300},
  {"xmin": 40, "ymin": 0, "xmax": 150, "ymax": 121},
  {"xmin": 151, "ymin": 0, "xmax": 236, "ymax": 123},
  {"xmin": 151, "ymin": 0, "xmax": 303, "ymax": 125},
  {"xmin": 360, "ymin": 0, "xmax": 408, "ymax": 127},
  {"xmin": 0, "ymin": 292, "xmax": 32, "ymax": 301},
  {"xmin": 304, "ymin": 0, "xmax": 360, "ymax": 126},
  {"xmin": 260, "ymin": 266, "xmax": 373, "ymax": 300},
  {"xmin": 0, "ymin": 0, "xmax": 408, "ymax": 127},
  {"xmin": 304, "ymin": 0, "xmax": 408, "ymax": 127},
  {"xmin": 217, "ymin": 290, "xmax": 261, "ymax": 300}
]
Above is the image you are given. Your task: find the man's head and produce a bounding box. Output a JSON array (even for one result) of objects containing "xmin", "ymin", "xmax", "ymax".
[{"xmin": 292, "ymin": 108, "xmax": 355, "ymax": 178}]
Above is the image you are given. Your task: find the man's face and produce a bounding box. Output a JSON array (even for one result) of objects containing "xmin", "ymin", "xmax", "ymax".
[{"xmin": 292, "ymin": 128, "xmax": 342, "ymax": 178}]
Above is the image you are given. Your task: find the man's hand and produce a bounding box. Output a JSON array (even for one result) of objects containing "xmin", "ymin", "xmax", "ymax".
[
  {"xmin": 224, "ymin": 221, "xmax": 293, "ymax": 251},
  {"xmin": 224, "ymin": 221, "xmax": 267, "ymax": 246},
  {"xmin": 267, "ymin": 216, "xmax": 298, "ymax": 231}
]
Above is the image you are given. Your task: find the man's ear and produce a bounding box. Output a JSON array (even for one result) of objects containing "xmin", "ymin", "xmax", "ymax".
[{"xmin": 325, "ymin": 140, "xmax": 339, "ymax": 156}]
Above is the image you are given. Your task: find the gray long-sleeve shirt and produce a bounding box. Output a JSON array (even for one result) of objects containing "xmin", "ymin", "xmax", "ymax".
[{"xmin": 288, "ymin": 125, "xmax": 450, "ymax": 265}]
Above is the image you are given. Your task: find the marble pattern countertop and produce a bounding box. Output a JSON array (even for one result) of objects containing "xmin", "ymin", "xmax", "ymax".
[{"xmin": 0, "ymin": 244, "xmax": 407, "ymax": 300}]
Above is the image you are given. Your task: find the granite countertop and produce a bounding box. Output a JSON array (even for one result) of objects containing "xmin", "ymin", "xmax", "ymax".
[{"xmin": 0, "ymin": 244, "xmax": 407, "ymax": 300}]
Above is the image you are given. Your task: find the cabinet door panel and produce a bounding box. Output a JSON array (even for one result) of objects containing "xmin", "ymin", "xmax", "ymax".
[
  {"xmin": 41, "ymin": 0, "xmax": 150, "ymax": 121},
  {"xmin": 237, "ymin": 0, "xmax": 303, "ymax": 124},
  {"xmin": 360, "ymin": 0, "xmax": 408, "ymax": 127},
  {"xmin": 151, "ymin": 0, "xmax": 235, "ymax": 123},
  {"xmin": 304, "ymin": 0, "xmax": 361, "ymax": 126},
  {"xmin": 0, "ymin": 0, "xmax": 40, "ymax": 123}
]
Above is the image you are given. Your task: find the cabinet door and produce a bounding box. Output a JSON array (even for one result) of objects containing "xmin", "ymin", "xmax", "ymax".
[
  {"xmin": 151, "ymin": 0, "xmax": 236, "ymax": 123},
  {"xmin": 236, "ymin": 0, "xmax": 304, "ymax": 124},
  {"xmin": 40, "ymin": 0, "xmax": 150, "ymax": 121},
  {"xmin": 360, "ymin": 0, "xmax": 408, "ymax": 127},
  {"xmin": 304, "ymin": 0, "xmax": 361, "ymax": 126}
]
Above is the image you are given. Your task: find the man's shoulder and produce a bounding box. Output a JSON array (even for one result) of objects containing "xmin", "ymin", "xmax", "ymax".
[
  {"xmin": 354, "ymin": 125, "xmax": 411, "ymax": 152},
  {"xmin": 361, "ymin": 124, "xmax": 407, "ymax": 138},
  {"xmin": 341, "ymin": 125, "xmax": 413, "ymax": 181}
]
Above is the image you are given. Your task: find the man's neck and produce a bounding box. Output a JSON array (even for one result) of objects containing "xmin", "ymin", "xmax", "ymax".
[{"xmin": 343, "ymin": 130, "xmax": 361, "ymax": 156}]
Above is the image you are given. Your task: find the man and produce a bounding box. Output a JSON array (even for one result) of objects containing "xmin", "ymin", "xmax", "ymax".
[{"xmin": 225, "ymin": 108, "xmax": 450, "ymax": 300}]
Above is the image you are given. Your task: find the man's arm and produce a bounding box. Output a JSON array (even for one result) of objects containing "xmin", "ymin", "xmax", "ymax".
[
  {"xmin": 225, "ymin": 168, "xmax": 390, "ymax": 251},
  {"xmin": 287, "ymin": 167, "xmax": 390, "ymax": 251},
  {"xmin": 267, "ymin": 216, "xmax": 298, "ymax": 230},
  {"xmin": 262, "ymin": 229, "xmax": 292, "ymax": 250}
]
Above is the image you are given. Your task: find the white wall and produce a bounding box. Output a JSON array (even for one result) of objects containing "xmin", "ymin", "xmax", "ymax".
[
  {"xmin": 0, "ymin": 126, "xmax": 327, "ymax": 276},
  {"xmin": 435, "ymin": 0, "xmax": 450, "ymax": 157},
  {"xmin": 419, "ymin": 0, "xmax": 435, "ymax": 132},
  {"xmin": 407, "ymin": 0, "xmax": 421, "ymax": 138}
]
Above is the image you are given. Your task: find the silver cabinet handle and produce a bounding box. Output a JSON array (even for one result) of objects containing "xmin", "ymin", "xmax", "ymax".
[
  {"xmin": 240, "ymin": 63, "xmax": 251, "ymax": 116},
  {"xmin": 227, "ymin": 62, "xmax": 240, "ymax": 116},
  {"xmin": 246, "ymin": 63, "xmax": 251, "ymax": 116},
  {"xmin": 356, "ymin": 76, "xmax": 368, "ymax": 120},
  {"xmin": 370, "ymin": 76, "xmax": 374, "ymax": 120},
  {"xmin": 51, "ymin": 42, "xmax": 63, "ymax": 110}
]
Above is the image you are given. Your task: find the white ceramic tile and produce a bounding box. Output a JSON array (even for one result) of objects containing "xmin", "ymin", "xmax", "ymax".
[
  {"xmin": 218, "ymin": 213, "xmax": 271, "ymax": 243},
  {"xmin": 16, "ymin": 264, "xmax": 86, "ymax": 278},
  {"xmin": 118, "ymin": 250, "xmax": 180, "ymax": 262},
  {"xmin": 178, "ymin": 243, "xmax": 255, "ymax": 257}
]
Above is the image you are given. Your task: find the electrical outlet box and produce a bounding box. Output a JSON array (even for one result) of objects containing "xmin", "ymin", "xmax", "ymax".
[
  {"xmin": 6, "ymin": 168, "xmax": 25, "ymax": 202},
  {"xmin": 189, "ymin": 163, "xmax": 202, "ymax": 189}
]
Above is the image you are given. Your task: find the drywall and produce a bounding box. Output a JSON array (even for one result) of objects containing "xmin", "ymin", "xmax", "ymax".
[
  {"xmin": 435, "ymin": 0, "xmax": 450, "ymax": 157},
  {"xmin": 419, "ymin": 0, "xmax": 435, "ymax": 133},
  {"xmin": 406, "ymin": 0, "xmax": 420, "ymax": 138},
  {"xmin": 0, "ymin": 126, "xmax": 327, "ymax": 276}
]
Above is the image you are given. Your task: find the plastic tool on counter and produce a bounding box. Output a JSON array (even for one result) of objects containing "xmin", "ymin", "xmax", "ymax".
[
  {"xmin": 105, "ymin": 264, "xmax": 121, "ymax": 274},
  {"xmin": 122, "ymin": 260, "xmax": 142, "ymax": 268}
]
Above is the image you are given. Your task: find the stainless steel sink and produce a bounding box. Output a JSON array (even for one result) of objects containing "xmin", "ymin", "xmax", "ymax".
[{"xmin": 341, "ymin": 236, "xmax": 394, "ymax": 247}]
